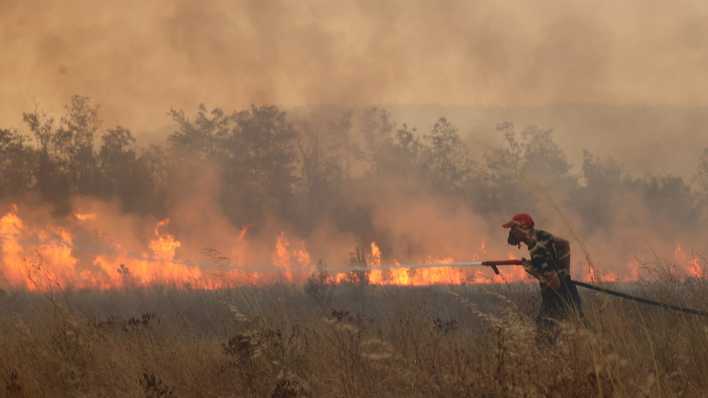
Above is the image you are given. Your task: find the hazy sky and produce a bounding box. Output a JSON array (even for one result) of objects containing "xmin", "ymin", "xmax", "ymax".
[{"xmin": 2, "ymin": 1, "xmax": 708, "ymax": 148}]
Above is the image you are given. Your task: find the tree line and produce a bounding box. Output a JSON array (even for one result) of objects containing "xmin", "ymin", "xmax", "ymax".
[{"xmin": 1, "ymin": 95, "xmax": 707, "ymax": 248}]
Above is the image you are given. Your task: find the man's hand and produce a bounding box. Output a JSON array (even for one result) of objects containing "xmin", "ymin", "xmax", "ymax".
[
  {"xmin": 521, "ymin": 259, "xmax": 561, "ymax": 289},
  {"xmin": 521, "ymin": 257, "xmax": 533, "ymax": 273},
  {"xmin": 521, "ymin": 258, "xmax": 541, "ymax": 279},
  {"xmin": 541, "ymin": 271, "xmax": 561, "ymax": 290}
]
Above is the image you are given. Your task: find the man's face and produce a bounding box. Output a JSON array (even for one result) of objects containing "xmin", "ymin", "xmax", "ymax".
[{"xmin": 507, "ymin": 225, "xmax": 528, "ymax": 246}]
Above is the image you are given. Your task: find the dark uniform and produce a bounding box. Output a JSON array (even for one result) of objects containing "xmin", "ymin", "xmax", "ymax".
[{"xmin": 526, "ymin": 229, "xmax": 583, "ymax": 344}]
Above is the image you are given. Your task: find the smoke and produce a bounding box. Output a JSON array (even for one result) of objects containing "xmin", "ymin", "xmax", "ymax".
[{"xmin": 3, "ymin": 0, "xmax": 708, "ymax": 129}]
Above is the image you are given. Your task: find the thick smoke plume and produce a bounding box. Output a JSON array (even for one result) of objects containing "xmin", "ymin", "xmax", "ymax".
[{"xmin": 3, "ymin": 0, "xmax": 708, "ymax": 123}]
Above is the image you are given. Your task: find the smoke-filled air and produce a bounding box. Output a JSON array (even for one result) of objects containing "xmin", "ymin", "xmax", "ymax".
[{"xmin": 2, "ymin": 1, "xmax": 708, "ymax": 397}]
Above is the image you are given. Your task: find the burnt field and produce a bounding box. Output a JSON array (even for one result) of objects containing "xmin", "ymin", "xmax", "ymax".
[{"xmin": 1, "ymin": 277, "xmax": 707, "ymax": 397}]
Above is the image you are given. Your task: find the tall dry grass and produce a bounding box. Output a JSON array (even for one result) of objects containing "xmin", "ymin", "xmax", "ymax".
[{"xmin": 0, "ymin": 273, "xmax": 707, "ymax": 397}]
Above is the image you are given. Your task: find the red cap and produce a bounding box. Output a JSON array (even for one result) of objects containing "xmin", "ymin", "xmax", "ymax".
[{"xmin": 502, "ymin": 213, "xmax": 535, "ymax": 229}]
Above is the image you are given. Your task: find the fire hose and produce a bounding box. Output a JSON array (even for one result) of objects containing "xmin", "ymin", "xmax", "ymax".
[
  {"xmin": 570, "ymin": 280, "xmax": 708, "ymax": 317},
  {"xmin": 352, "ymin": 259, "xmax": 708, "ymax": 318}
]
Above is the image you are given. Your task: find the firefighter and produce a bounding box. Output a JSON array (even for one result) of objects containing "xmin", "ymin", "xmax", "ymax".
[{"xmin": 502, "ymin": 213, "xmax": 583, "ymax": 344}]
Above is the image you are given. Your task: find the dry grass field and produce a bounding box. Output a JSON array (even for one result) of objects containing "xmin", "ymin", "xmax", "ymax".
[{"xmin": 1, "ymin": 270, "xmax": 707, "ymax": 398}]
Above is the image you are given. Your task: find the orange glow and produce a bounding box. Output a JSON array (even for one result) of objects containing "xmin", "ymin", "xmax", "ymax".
[
  {"xmin": 0, "ymin": 206, "xmax": 704, "ymax": 291},
  {"xmin": 369, "ymin": 242, "xmax": 382, "ymax": 266},
  {"xmin": 675, "ymin": 243, "xmax": 704, "ymax": 279},
  {"xmin": 627, "ymin": 257, "xmax": 641, "ymax": 281},
  {"xmin": 335, "ymin": 241, "xmax": 533, "ymax": 286},
  {"xmin": 74, "ymin": 212, "xmax": 97, "ymax": 221},
  {"xmin": 688, "ymin": 257, "xmax": 703, "ymax": 279},
  {"xmin": 272, "ymin": 232, "xmax": 313, "ymax": 283},
  {"xmin": 0, "ymin": 207, "xmax": 29, "ymax": 288},
  {"xmin": 0, "ymin": 206, "xmax": 317, "ymax": 291}
]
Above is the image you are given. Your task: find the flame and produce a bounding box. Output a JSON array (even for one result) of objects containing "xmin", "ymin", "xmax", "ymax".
[
  {"xmin": 369, "ymin": 242, "xmax": 382, "ymax": 266},
  {"xmin": 688, "ymin": 257, "xmax": 703, "ymax": 279},
  {"xmin": 341, "ymin": 241, "xmax": 533, "ymax": 286},
  {"xmin": 675, "ymin": 243, "xmax": 704, "ymax": 279},
  {"xmin": 149, "ymin": 219, "xmax": 181, "ymax": 262},
  {"xmin": 273, "ymin": 232, "xmax": 313, "ymax": 283},
  {"xmin": 0, "ymin": 206, "xmax": 704, "ymax": 291},
  {"xmin": 0, "ymin": 208, "xmax": 28, "ymax": 288},
  {"xmin": 0, "ymin": 206, "xmax": 318, "ymax": 291}
]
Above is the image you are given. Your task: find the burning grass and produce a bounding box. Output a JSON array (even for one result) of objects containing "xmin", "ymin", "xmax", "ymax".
[
  {"xmin": 3, "ymin": 205, "xmax": 704, "ymax": 294},
  {"xmin": 1, "ymin": 276, "xmax": 707, "ymax": 397}
]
